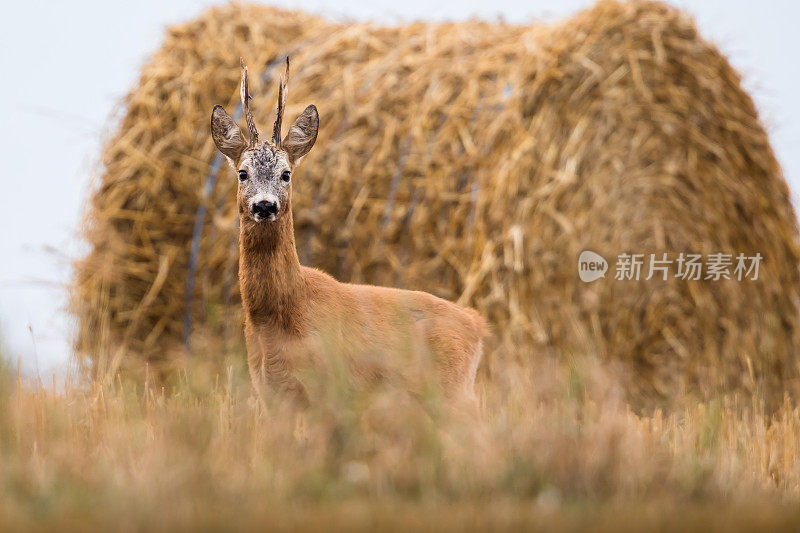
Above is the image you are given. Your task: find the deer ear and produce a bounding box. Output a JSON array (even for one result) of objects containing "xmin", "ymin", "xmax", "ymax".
[
  {"xmin": 282, "ymin": 105, "xmax": 319, "ymax": 165},
  {"xmin": 211, "ymin": 105, "xmax": 247, "ymax": 164}
]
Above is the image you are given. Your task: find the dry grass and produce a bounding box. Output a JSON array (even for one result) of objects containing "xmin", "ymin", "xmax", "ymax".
[
  {"xmin": 3, "ymin": 344, "xmax": 800, "ymax": 530},
  {"xmin": 47, "ymin": 0, "xmax": 800, "ymax": 528}
]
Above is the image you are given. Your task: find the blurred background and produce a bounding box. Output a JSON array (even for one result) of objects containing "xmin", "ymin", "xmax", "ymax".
[{"xmin": 1, "ymin": 0, "xmax": 799, "ymax": 375}]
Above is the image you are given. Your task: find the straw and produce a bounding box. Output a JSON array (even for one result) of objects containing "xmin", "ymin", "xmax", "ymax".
[{"xmin": 72, "ymin": 0, "xmax": 800, "ymax": 407}]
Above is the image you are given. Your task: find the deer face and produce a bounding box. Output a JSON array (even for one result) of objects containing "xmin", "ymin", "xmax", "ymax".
[
  {"xmin": 210, "ymin": 58, "xmax": 318, "ymax": 224},
  {"xmin": 236, "ymin": 143, "xmax": 291, "ymax": 222}
]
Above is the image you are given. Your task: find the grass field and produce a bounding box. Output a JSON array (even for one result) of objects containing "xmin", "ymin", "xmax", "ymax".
[{"xmin": 3, "ymin": 345, "xmax": 800, "ymax": 531}]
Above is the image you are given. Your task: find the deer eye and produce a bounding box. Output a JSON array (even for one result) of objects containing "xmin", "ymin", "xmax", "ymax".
[
  {"xmin": 238, "ymin": 170, "xmax": 247, "ymax": 182},
  {"xmin": 281, "ymin": 170, "xmax": 291, "ymax": 182}
]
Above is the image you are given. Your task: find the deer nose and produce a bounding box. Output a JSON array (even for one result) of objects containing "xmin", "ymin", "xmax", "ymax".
[{"xmin": 252, "ymin": 200, "xmax": 279, "ymax": 218}]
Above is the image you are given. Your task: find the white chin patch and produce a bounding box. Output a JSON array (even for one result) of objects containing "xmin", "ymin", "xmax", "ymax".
[{"xmin": 253, "ymin": 213, "xmax": 276, "ymax": 223}]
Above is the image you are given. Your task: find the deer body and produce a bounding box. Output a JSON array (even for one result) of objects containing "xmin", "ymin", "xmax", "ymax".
[{"xmin": 213, "ymin": 59, "xmax": 485, "ymax": 407}]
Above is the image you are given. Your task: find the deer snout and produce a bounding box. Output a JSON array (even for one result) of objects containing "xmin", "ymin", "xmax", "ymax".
[{"xmin": 251, "ymin": 199, "xmax": 279, "ymax": 220}]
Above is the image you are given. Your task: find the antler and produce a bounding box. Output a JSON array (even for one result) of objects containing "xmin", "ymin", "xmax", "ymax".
[
  {"xmin": 272, "ymin": 57, "xmax": 290, "ymax": 148},
  {"xmin": 240, "ymin": 58, "xmax": 258, "ymax": 148}
]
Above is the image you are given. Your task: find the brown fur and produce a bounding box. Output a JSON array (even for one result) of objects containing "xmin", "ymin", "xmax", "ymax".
[
  {"xmin": 239, "ymin": 197, "xmax": 487, "ymax": 407},
  {"xmin": 214, "ymin": 60, "xmax": 487, "ymax": 409}
]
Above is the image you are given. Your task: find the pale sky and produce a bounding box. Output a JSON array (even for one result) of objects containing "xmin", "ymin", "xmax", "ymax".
[{"xmin": 1, "ymin": 0, "xmax": 798, "ymax": 375}]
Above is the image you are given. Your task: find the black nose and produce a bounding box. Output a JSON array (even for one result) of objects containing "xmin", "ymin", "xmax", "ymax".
[{"xmin": 252, "ymin": 200, "xmax": 278, "ymax": 218}]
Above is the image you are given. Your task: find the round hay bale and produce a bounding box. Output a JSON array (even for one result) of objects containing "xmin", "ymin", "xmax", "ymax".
[{"xmin": 73, "ymin": 0, "xmax": 800, "ymax": 405}]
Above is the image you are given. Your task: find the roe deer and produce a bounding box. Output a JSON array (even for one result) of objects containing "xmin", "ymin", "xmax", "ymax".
[{"xmin": 210, "ymin": 58, "xmax": 486, "ymax": 409}]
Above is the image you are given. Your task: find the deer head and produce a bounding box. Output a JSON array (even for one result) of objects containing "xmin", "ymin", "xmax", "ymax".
[{"xmin": 211, "ymin": 58, "xmax": 319, "ymax": 223}]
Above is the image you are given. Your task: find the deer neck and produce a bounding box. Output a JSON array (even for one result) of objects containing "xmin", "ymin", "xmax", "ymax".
[{"xmin": 238, "ymin": 207, "xmax": 304, "ymax": 329}]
